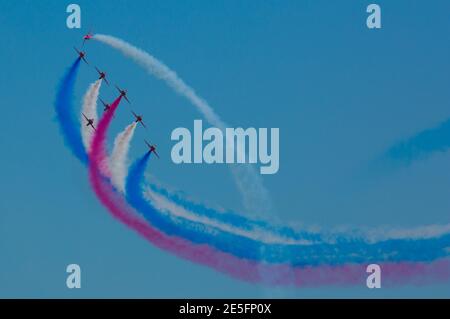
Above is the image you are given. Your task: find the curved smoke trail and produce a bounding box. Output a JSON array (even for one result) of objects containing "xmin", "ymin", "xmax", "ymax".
[
  {"xmin": 54, "ymin": 57, "xmax": 87, "ymax": 163},
  {"xmin": 92, "ymin": 34, "xmax": 271, "ymax": 215},
  {"xmin": 110, "ymin": 122, "xmax": 138, "ymax": 193},
  {"xmin": 147, "ymin": 184, "xmax": 450, "ymax": 242},
  {"xmin": 81, "ymin": 79, "xmax": 102, "ymax": 151},
  {"xmin": 144, "ymin": 187, "xmax": 313, "ymax": 245},
  {"xmin": 145, "ymin": 183, "xmax": 325, "ymax": 243},
  {"xmin": 144, "ymin": 186, "xmax": 450, "ymax": 243},
  {"xmin": 126, "ymin": 152, "xmax": 450, "ymax": 266}
]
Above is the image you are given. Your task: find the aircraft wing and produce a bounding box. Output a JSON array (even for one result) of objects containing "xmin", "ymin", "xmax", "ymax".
[
  {"xmin": 153, "ymin": 150, "xmax": 160, "ymax": 159},
  {"xmin": 123, "ymin": 95, "xmax": 130, "ymax": 104}
]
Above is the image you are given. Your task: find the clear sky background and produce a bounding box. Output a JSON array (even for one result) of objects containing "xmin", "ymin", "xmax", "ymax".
[{"xmin": 0, "ymin": 0, "xmax": 450, "ymax": 297}]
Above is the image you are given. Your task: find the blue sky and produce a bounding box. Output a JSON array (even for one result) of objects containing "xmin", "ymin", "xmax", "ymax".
[{"xmin": 0, "ymin": 0, "xmax": 450, "ymax": 297}]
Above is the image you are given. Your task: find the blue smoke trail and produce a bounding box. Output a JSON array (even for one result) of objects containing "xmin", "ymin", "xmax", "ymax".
[
  {"xmin": 384, "ymin": 118, "xmax": 450, "ymax": 166},
  {"xmin": 127, "ymin": 153, "xmax": 450, "ymax": 266},
  {"xmin": 127, "ymin": 152, "xmax": 269, "ymax": 261},
  {"xmin": 148, "ymin": 184, "xmax": 323, "ymax": 243},
  {"xmin": 54, "ymin": 58, "xmax": 87, "ymax": 163}
]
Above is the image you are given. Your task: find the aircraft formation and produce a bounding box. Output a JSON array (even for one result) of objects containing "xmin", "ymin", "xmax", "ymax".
[{"xmin": 77, "ymin": 33, "xmax": 159, "ymax": 158}]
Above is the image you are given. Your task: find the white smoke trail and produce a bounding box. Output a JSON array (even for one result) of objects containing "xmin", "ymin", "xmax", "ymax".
[
  {"xmin": 93, "ymin": 34, "xmax": 271, "ymax": 215},
  {"xmin": 362, "ymin": 224, "xmax": 450, "ymax": 242},
  {"xmin": 93, "ymin": 34, "xmax": 224, "ymax": 127},
  {"xmin": 110, "ymin": 122, "xmax": 138, "ymax": 193},
  {"xmin": 147, "ymin": 181, "xmax": 450, "ymax": 243},
  {"xmin": 144, "ymin": 186, "xmax": 314, "ymax": 245},
  {"xmin": 81, "ymin": 79, "xmax": 102, "ymax": 151}
]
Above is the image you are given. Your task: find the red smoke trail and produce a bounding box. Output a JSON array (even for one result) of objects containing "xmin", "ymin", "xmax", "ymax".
[{"xmin": 87, "ymin": 96, "xmax": 450, "ymax": 286}]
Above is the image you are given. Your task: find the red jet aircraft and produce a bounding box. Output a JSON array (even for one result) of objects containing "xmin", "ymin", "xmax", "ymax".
[
  {"xmin": 115, "ymin": 85, "xmax": 130, "ymax": 103},
  {"xmin": 74, "ymin": 47, "xmax": 88, "ymax": 64},
  {"xmin": 132, "ymin": 111, "xmax": 147, "ymax": 128},
  {"xmin": 82, "ymin": 113, "xmax": 96, "ymax": 131},
  {"xmin": 95, "ymin": 67, "xmax": 109, "ymax": 85},
  {"xmin": 83, "ymin": 32, "xmax": 93, "ymax": 45},
  {"xmin": 99, "ymin": 98, "xmax": 111, "ymax": 112},
  {"xmin": 145, "ymin": 140, "xmax": 159, "ymax": 158}
]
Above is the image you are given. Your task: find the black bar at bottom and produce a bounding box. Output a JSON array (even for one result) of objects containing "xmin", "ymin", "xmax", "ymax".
[{"xmin": 0, "ymin": 299, "xmax": 448, "ymax": 317}]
